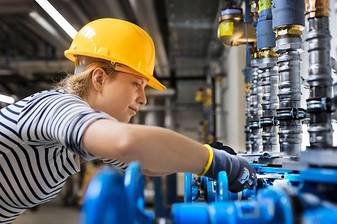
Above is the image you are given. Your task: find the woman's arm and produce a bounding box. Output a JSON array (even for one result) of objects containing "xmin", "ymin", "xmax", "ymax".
[{"xmin": 82, "ymin": 119, "xmax": 209, "ymax": 175}]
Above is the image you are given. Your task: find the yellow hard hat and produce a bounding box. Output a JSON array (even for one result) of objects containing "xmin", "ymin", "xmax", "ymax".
[{"xmin": 65, "ymin": 18, "xmax": 166, "ymax": 90}]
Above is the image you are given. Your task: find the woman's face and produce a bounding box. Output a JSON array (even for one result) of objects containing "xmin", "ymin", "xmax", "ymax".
[{"xmin": 92, "ymin": 70, "xmax": 148, "ymax": 123}]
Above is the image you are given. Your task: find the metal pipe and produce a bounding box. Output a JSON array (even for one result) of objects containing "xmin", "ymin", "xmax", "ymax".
[
  {"xmin": 305, "ymin": 0, "xmax": 334, "ymax": 149},
  {"xmin": 243, "ymin": 0, "xmax": 253, "ymax": 153},
  {"xmin": 245, "ymin": 85, "xmax": 251, "ymax": 152},
  {"xmin": 272, "ymin": 0, "xmax": 305, "ymax": 158},
  {"xmin": 257, "ymin": 0, "xmax": 278, "ymax": 153},
  {"xmin": 260, "ymin": 53, "xmax": 278, "ymax": 152},
  {"xmin": 250, "ymin": 54, "xmax": 262, "ymax": 153}
]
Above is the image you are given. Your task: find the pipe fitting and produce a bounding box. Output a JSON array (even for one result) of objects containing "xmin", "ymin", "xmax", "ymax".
[
  {"xmin": 218, "ymin": 8, "xmax": 256, "ymax": 46},
  {"xmin": 305, "ymin": 0, "xmax": 330, "ymax": 19},
  {"xmin": 250, "ymin": 0, "xmax": 259, "ymax": 22}
]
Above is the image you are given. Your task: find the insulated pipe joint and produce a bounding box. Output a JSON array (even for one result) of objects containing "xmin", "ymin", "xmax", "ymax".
[
  {"xmin": 257, "ymin": 0, "xmax": 276, "ymax": 50},
  {"xmin": 218, "ymin": 8, "xmax": 256, "ymax": 46},
  {"xmin": 272, "ymin": 0, "xmax": 305, "ymax": 30}
]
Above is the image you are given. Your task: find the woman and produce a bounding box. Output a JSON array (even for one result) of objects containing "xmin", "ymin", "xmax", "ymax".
[{"xmin": 0, "ymin": 18, "xmax": 256, "ymax": 223}]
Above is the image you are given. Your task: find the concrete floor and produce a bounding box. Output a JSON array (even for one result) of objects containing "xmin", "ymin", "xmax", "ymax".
[{"xmin": 13, "ymin": 195, "xmax": 80, "ymax": 224}]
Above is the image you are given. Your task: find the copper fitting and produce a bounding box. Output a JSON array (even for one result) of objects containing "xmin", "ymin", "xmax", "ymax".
[{"xmin": 305, "ymin": 0, "xmax": 330, "ymax": 18}]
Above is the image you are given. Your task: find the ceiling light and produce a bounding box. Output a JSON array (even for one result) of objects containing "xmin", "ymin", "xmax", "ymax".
[
  {"xmin": 0, "ymin": 94, "xmax": 15, "ymax": 104},
  {"xmin": 29, "ymin": 12, "xmax": 59, "ymax": 37},
  {"xmin": 35, "ymin": 0, "xmax": 77, "ymax": 39}
]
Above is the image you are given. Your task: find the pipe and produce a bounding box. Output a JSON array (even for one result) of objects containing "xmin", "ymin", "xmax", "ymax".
[
  {"xmin": 305, "ymin": 0, "xmax": 334, "ymax": 149},
  {"xmin": 257, "ymin": 0, "xmax": 278, "ymax": 153},
  {"xmin": 249, "ymin": 0, "xmax": 259, "ymax": 23},
  {"xmin": 218, "ymin": 8, "xmax": 256, "ymax": 46},
  {"xmin": 272, "ymin": 0, "xmax": 305, "ymax": 158},
  {"xmin": 250, "ymin": 53, "xmax": 262, "ymax": 153},
  {"xmin": 218, "ymin": 4, "xmax": 257, "ymax": 152}
]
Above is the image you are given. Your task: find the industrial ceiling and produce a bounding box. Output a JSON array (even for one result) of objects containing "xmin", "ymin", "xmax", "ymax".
[{"xmin": 0, "ymin": 0, "xmax": 242, "ymax": 99}]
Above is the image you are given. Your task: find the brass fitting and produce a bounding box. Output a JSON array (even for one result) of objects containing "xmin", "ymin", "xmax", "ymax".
[
  {"xmin": 245, "ymin": 83, "xmax": 251, "ymax": 93},
  {"xmin": 250, "ymin": 1, "xmax": 259, "ymax": 22},
  {"xmin": 253, "ymin": 51, "xmax": 261, "ymax": 59},
  {"xmin": 274, "ymin": 25, "xmax": 304, "ymax": 39},
  {"xmin": 305, "ymin": 0, "xmax": 330, "ymax": 18},
  {"xmin": 259, "ymin": 48, "xmax": 278, "ymax": 58}
]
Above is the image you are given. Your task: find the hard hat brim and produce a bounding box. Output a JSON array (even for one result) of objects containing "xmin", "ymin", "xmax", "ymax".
[{"xmin": 65, "ymin": 50, "xmax": 166, "ymax": 91}]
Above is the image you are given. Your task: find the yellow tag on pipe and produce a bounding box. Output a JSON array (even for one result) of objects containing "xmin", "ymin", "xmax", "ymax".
[
  {"xmin": 218, "ymin": 22, "xmax": 234, "ymax": 36},
  {"xmin": 259, "ymin": 0, "xmax": 271, "ymax": 12}
]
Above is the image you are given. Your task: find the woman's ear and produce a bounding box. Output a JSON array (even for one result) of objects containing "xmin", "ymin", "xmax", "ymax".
[{"xmin": 91, "ymin": 68, "xmax": 106, "ymax": 92}]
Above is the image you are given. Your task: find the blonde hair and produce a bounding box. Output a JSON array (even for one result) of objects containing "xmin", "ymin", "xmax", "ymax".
[{"xmin": 56, "ymin": 61, "xmax": 115, "ymax": 98}]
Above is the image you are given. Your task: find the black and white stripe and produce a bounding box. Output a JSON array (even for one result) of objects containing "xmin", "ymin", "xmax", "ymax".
[{"xmin": 0, "ymin": 90, "xmax": 127, "ymax": 223}]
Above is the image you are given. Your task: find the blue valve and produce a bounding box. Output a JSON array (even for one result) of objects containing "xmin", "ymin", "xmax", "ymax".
[{"xmin": 80, "ymin": 162, "xmax": 153, "ymax": 224}]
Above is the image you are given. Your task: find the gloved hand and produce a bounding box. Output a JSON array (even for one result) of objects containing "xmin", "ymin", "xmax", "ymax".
[{"xmin": 201, "ymin": 141, "xmax": 257, "ymax": 193}]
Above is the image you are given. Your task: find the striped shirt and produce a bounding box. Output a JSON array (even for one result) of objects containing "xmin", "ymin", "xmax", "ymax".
[{"xmin": 0, "ymin": 90, "xmax": 127, "ymax": 223}]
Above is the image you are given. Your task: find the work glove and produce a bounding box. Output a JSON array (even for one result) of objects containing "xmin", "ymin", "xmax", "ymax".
[{"xmin": 201, "ymin": 141, "xmax": 257, "ymax": 193}]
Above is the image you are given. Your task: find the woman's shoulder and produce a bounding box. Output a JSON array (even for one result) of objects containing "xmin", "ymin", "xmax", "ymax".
[{"xmin": 23, "ymin": 89, "xmax": 84, "ymax": 103}]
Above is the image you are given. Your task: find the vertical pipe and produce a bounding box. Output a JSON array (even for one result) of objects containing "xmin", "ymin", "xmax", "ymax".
[
  {"xmin": 248, "ymin": 0, "xmax": 260, "ymax": 153},
  {"xmin": 243, "ymin": 0, "xmax": 253, "ymax": 152},
  {"xmin": 305, "ymin": 0, "xmax": 334, "ymax": 149},
  {"xmin": 250, "ymin": 54, "xmax": 263, "ymax": 153},
  {"xmin": 257, "ymin": 0, "xmax": 279, "ymax": 153},
  {"xmin": 272, "ymin": 0, "xmax": 305, "ymax": 158}
]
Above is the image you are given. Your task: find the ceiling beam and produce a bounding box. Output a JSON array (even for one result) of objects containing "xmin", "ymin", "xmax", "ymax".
[{"xmin": 129, "ymin": 0, "xmax": 170, "ymax": 78}]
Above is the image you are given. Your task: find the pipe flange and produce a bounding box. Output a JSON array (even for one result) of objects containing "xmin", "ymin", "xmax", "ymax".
[
  {"xmin": 245, "ymin": 125, "xmax": 251, "ymax": 133},
  {"xmin": 276, "ymin": 107, "xmax": 306, "ymax": 120},
  {"xmin": 250, "ymin": 120, "xmax": 260, "ymax": 129},
  {"xmin": 306, "ymin": 97, "xmax": 335, "ymax": 113},
  {"xmin": 260, "ymin": 116, "xmax": 278, "ymax": 127}
]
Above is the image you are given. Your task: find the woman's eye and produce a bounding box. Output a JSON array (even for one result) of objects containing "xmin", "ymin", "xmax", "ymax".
[{"xmin": 133, "ymin": 83, "xmax": 141, "ymax": 88}]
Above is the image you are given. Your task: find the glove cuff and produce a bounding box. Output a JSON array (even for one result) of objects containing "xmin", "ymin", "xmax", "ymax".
[{"xmin": 198, "ymin": 144, "xmax": 214, "ymax": 176}]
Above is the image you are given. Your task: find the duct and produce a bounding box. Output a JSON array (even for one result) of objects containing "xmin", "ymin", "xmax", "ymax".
[
  {"xmin": 64, "ymin": 0, "xmax": 90, "ymax": 25},
  {"xmin": 129, "ymin": 0, "xmax": 170, "ymax": 78},
  {"xmin": 8, "ymin": 60, "xmax": 73, "ymax": 74},
  {"xmin": 0, "ymin": 0, "xmax": 33, "ymax": 14},
  {"xmin": 272, "ymin": 0, "xmax": 305, "ymax": 158},
  {"xmin": 218, "ymin": 8, "xmax": 256, "ymax": 46},
  {"xmin": 104, "ymin": 0, "xmax": 128, "ymax": 20},
  {"xmin": 25, "ymin": 15, "xmax": 70, "ymax": 58}
]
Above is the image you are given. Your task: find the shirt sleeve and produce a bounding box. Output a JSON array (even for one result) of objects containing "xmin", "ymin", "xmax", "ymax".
[{"xmin": 16, "ymin": 91, "xmax": 128, "ymax": 171}]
